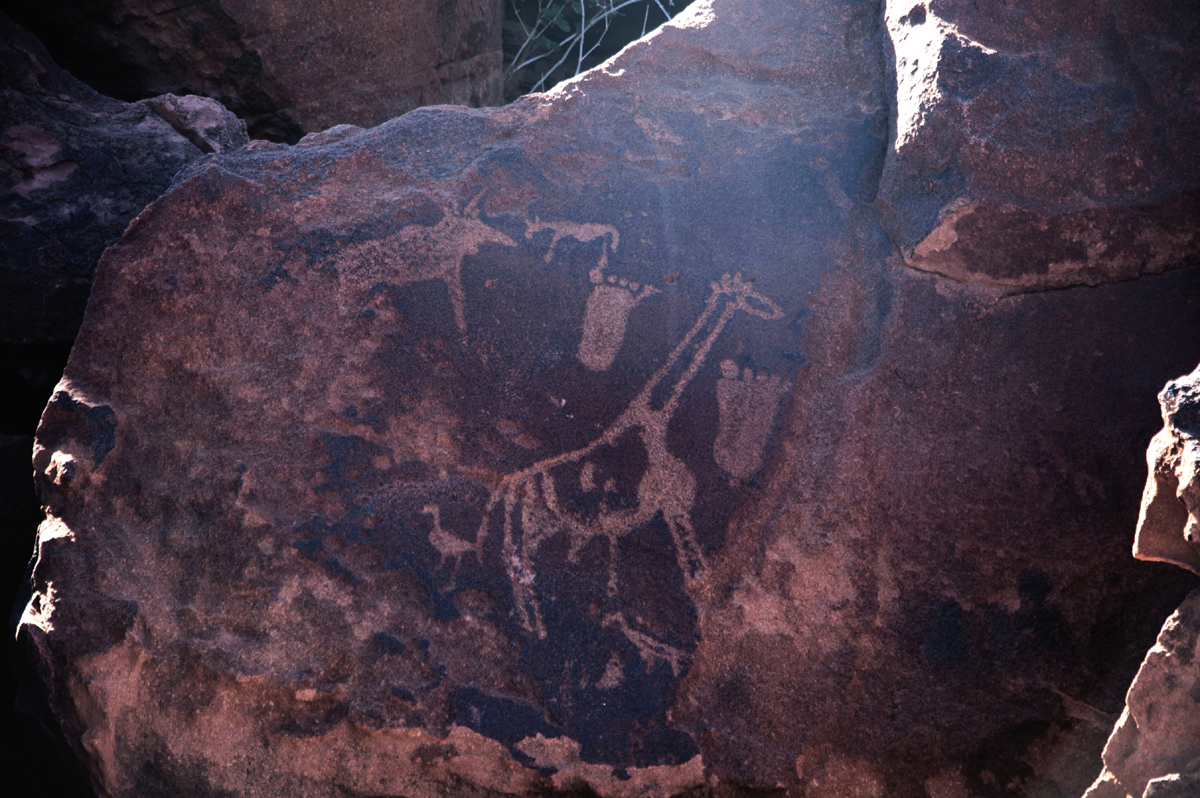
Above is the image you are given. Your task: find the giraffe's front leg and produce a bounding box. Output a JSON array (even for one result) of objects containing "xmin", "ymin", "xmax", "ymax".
[
  {"xmin": 499, "ymin": 478, "xmax": 547, "ymax": 637},
  {"xmin": 668, "ymin": 511, "xmax": 706, "ymax": 585}
]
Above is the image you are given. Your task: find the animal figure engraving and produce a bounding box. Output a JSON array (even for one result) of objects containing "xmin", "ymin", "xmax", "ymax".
[
  {"xmin": 398, "ymin": 194, "xmax": 517, "ymax": 334},
  {"xmin": 478, "ymin": 273, "xmax": 785, "ymax": 653},
  {"xmin": 524, "ymin": 217, "xmax": 658, "ymax": 371},
  {"xmin": 335, "ymin": 192, "xmax": 516, "ymax": 334},
  {"xmin": 525, "ymin": 217, "xmax": 620, "ymax": 268},
  {"xmin": 713, "ymin": 362, "xmax": 792, "ymax": 481},
  {"xmin": 422, "ymin": 504, "xmax": 475, "ymax": 571}
]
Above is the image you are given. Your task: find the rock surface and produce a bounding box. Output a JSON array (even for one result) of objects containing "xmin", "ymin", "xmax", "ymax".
[
  {"xmin": 0, "ymin": 11, "xmax": 247, "ymax": 346},
  {"xmin": 1, "ymin": 0, "xmax": 503, "ymax": 142},
  {"xmin": 878, "ymin": 0, "xmax": 1200, "ymax": 290},
  {"xmin": 2, "ymin": 13, "xmax": 242, "ymax": 794},
  {"xmin": 1134, "ymin": 364, "xmax": 1200, "ymax": 575},
  {"xmin": 1084, "ymin": 588, "xmax": 1200, "ymax": 798},
  {"xmin": 1085, "ymin": 364, "xmax": 1200, "ymax": 798},
  {"xmin": 17, "ymin": 1, "xmax": 1200, "ymax": 797}
]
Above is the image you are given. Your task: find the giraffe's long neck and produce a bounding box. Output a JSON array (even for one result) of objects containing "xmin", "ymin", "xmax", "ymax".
[{"xmin": 626, "ymin": 286, "xmax": 739, "ymax": 420}]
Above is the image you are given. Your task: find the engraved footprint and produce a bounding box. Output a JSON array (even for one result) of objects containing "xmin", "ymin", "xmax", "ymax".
[
  {"xmin": 713, "ymin": 360, "xmax": 792, "ymax": 481},
  {"xmin": 578, "ymin": 274, "xmax": 660, "ymax": 371}
]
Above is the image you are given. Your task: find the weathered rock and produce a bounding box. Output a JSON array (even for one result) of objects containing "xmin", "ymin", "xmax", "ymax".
[
  {"xmin": 0, "ymin": 11, "xmax": 246, "ymax": 345},
  {"xmin": 2, "ymin": 13, "xmax": 241, "ymax": 791},
  {"xmin": 878, "ymin": 0, "xmax": 1200, "ymax": 290},
  {"xmin": 1084, "ymin": 365, "xmax": 1200, "ymax": 798},
  {"xmin": 17, "ymin": 1, "xmax": 1200, "ymax": 797},
  {"xmin": 1134, "ymin": 364, "xmax": 1200, "ymax": 574},
  {"xmin": 1084, "ymin": 589, "xmax": 1200, "ymax": 798},
  {"xmin": 138, "ymin": 93, "xmax": 250, "ymax": 155},
  {"xmin": 1, "ymin": 0, "xmax": 503, "ymax": 142}
]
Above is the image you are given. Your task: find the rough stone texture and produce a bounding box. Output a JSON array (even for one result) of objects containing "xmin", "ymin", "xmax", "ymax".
[
  {"xmin": 0, "ymin": 11, "xmax": 246, "ymax": 345},
  {"xmin": 1133, "ymin": 364, "xmax": 1200, "ymax": 575},
  {"xmin": 1084, "ymin": 365, "xmax": 1200, "ymax": 798},
  {"xmin": 878, "ymin": 0, "xmax": 1200, "ymax": 291},
  {"xmin": 0, "ymin": 0, "xmax": 504, "ymax": 142},
  {"xmin": 2, "ymin": 13, "xmax": 241, "ymax": 794},
  {"xmin": 16, "ymin": 1, "xmax": 1200, "ymax": 797},
  {"xmin": 1083, "ymin": 589, "xmax": 1200, "ymax": 798},
  {"xmin": 139, "ymin": 93, "xmax": 250, "ymax": 155}
]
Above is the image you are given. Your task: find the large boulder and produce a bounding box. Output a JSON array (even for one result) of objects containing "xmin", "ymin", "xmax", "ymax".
[
  {"xmin": 0, "ymin": 0, "xmax": 504, "ymax": 142},
  {"xmin": 1085, "ymin": 365, "xmax": 1200, "ymax": 798},
  {"xmin": 18, "ymin": 1, "xmax": 1200, "ymax": 796},
  {"xmin": 1084, "ymin": 588, "xmax": 1200, "ymax": 798}
]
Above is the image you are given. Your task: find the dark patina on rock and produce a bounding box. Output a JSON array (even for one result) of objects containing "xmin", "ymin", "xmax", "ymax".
[
  {"xmin": 1, "ymin": 0, "xmax": 503, "ymax": 142},
  {"xmin": 0, "ymin": 11, "xmax": 247, "ymax": 345},
  {"xmin": 17, "ymin": 1, "xmax": 1200, "ymax": 796}
]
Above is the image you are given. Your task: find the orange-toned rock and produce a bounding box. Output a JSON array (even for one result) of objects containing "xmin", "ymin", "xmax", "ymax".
[
  {"xmin": 17, "ymin": 1, "xmax": 1200, "ymax": 796},
  {"xmin": 1086, "ymin": 365, "xmax": 1200, "ymax": 798}
]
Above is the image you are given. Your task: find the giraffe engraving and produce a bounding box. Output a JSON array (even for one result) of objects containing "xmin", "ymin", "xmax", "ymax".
[{"xmin": 477, "ymin": 272, "xmax": 785, "ymax": 653}]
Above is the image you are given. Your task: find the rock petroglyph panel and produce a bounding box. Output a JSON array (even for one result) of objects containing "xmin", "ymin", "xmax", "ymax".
[
  {"xmin": 475, "ymin": 272, "xmax": 785, "ymax": 663},
  {"xmin": 26, "ymin": 1, "xmax": 1200, "ymax": 793}
]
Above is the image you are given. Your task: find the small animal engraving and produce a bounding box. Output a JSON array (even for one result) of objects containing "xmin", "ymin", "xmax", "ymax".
[{"xmin": 422, "ymin": 504, "xmax": 475, "ymax": 571}]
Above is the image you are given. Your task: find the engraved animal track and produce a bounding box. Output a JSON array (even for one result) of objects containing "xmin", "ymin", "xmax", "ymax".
[
  {"xmin": 477, "ymin": 272, "xmax": 785, "ymax": 662},
  {"xmin": 713, "ymin": 362, "xmax": 792, "ymax": 481},
  {"xmin": 524, "ymin": 216, "xmax": 659, "ymax": 371},
  {"xmin": 579, "ymin": 275, "xmax": 660, "ymax": 371}
]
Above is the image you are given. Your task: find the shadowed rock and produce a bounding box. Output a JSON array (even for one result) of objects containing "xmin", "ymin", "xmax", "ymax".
[
  {"xmin": 0, "ymin": 11, "xmax": 247, "ymax": 345},
  {"xmin": 0, "ymin": 0, "xmax": 503, "ymax": 142}
]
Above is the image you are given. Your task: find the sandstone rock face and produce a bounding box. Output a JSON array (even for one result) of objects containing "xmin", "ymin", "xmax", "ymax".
[
  {"xmin": 1, "ymin": 0, "xmax": 503, "ymax": 142},
  {"xmin": 1134, "ymin": 364, "xmax": 1200, "ymax": 575},
  {"xmin": 0, "ymin": 11, "xmax": 247, "ymax": 345},
  {"xmin": 1085, "ymin": 365, "xmax": 1200, "ymax": 798},
  {"xmin": 878, "ymin": 0, "xmax": 1200, "ymax": 289},
  {"xmin": 18, "ymin": 1, "xmax": 1200, "ymax": 797},
  {"xmin": 1084, "ymin": 589, "xmax": 1200, "ymax": 798}
]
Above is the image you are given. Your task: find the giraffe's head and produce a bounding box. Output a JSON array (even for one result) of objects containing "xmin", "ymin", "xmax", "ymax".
[{"xmin": 712, "ymin": 272, "xmax": 785, "ymax": 320}]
